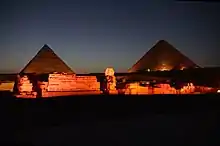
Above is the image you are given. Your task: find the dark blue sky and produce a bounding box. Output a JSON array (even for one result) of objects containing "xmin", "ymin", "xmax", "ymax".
[{"xmin": 0, "ymin": 0, "xmax": 219, "ymax": 73}]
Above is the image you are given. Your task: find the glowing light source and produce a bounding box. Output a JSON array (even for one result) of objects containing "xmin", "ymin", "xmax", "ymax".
[
  {"xmin": 159, "ymin": 63, "xmax": 169, "ymax": 71},
  {"xmin": 180, "ymin": 66, "xmax": 186, "ymax": 70},
  {"xmin": 217, "ymin": 90, "xmax": 220, "ymax": 93},
  {"xmin": 160, "ymin": 68, "xmax": 167, "ymax": 71},
  {"xmin": 160, "ymin": 66, "xmax": 169, "ymax": 71}
]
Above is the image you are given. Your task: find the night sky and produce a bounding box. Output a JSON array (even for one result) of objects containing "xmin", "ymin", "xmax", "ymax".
[{"xmin": 0, "ymin": 0, "xmax": 219, "ymax": 73}]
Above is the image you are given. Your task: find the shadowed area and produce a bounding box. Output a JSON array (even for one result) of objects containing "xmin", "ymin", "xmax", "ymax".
[{"xmin": 0, "ymin": 95, "xmax": 219, "ymax": 145}]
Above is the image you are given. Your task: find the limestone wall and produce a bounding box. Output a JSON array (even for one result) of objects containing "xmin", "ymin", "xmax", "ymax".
[
  {"xmin": 194, "ymin": 86, "xmax": 215, "ymax": 93},
  {"xmin": 0, "ymin": 82, "xmax": 15, "ymax": 92},
  {"xmin": 47, "ymin": 74, "xmax": 77, "ymax": 91},
  {"xmin": 15, "ymin": 73, "xmax": 101, "ymax": 98},
  {"xmin": 125, "ymin": 83, "xmax": 196, "ymax": 95},
  {"xmin": 75, "ymin": 76, "xmax": 100, "ymax": 91},
  {"xmin": 18, "ymin": 76, "xmax": 33, "ymax": 92},
  {"xmin": 47, "ymin": 74, "xmax": 100, "ymax": 92},
  {"xmin": 125, "ymin": 83, "xmax": 149, "ymax": 95}
]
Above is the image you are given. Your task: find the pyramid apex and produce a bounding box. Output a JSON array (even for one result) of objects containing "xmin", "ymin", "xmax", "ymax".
[
  {"xmin": 39, "ymin": 44, "xmax": 54, "ymax": 52},
  {"xmin": 152, "ymin": 40, "xmax": 175, "ymax": 50},
  {"xmin": 156, "ymin": 40, "xmax": 170, "ymax": 44},
  {"xmin": 42, "ymin": 44, "xmax": 51, "ymax": 48},
  {"xmin": 158, "ymin": 39, "xmax": 166, "ymax": 42}
]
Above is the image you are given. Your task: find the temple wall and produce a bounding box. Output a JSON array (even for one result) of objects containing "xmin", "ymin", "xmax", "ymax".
[
  {"xmin": 125, "ymin": 83, "xmax": 196, "ymax": 95},
  {"xmin": 75, "ymin": 76, "xmax": 100, "ymax": 91},
  {"xmin": 16, "ymin": 73, "xmax": 101, "ymax": 98},
  {"xmin": 47, "ymin": 74, "xmax": 77, "ymax": 91},
  {"xmin": 194, "ymin": 86, "xmax": 214, "ymax": 93},
  {"xmin": 47, "ymin": 74, "xmax": 100, "ymax": 92},
  {"xmin": 125, "ymin": 83, "xmax": 149, "ymax": 95}
]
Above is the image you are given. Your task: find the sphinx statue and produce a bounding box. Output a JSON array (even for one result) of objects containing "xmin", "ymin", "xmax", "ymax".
[{"xmin": 105, "ymin": 67, "xmax": 117, "ymax": 94}]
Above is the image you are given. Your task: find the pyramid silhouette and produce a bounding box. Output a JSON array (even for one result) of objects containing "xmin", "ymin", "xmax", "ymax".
[
  {"xmin": 129, "ymin": 40, "xmax": 199, "ymax": 72},
  {"xmin": 20, "ymin": 44, "xmax": 74, "ymax": 74}
]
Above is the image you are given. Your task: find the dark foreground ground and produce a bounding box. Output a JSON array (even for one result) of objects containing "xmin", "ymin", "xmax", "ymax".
[{"xmin": 0, "ymin": 92, "xmax": 220, "ymax": 146}]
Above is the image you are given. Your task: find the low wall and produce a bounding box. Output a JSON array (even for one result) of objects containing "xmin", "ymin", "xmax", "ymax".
[
  {"xmin": 42, "ymin": 90, "xmax": 102, "ymax": 97},
  {"xmin": 75, "ymin": 76, "xmax": 100, "ymax": 91},
  {"xmin": 0, "ymin": 82, "xmax": 15, "ymax": 92},
  {"xmin": 125, "ymin": 83, "xmax": 196, "ymax": 95},
  {"xmin": 47, "ymin": 74, "xmax": 100, "ymax": 92}
]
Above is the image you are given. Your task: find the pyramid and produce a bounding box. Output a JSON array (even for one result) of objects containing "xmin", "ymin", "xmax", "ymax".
[
  {"xmin": 129, "ymin": 40, "xmax": 199, "ymax": 72},
  {"xmin": 20, "ymin": 44, "xmax": 74, "ymax": 74}
]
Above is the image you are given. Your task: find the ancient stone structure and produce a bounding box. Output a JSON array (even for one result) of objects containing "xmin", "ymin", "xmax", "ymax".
[
  {"xmin": 18, "ymin": 75, "xmax": 33, "ymax": 92},
  {"xmin": 16, "ymin": 75, "xmax": 37, "ymax": 98},
  {"xmin": 125, "ymin": 82, "xmax": 196, "ymax": 95},
  {"xmin": 11, "ymin": 42, "xmax": 217, "ymax": 97},
  {"xmin": 20, "ymin": 44, "xmax": 74, "ymax": 74},
  {"xmin": 129, "ymin": 40, "xmax": 199, "ymax": 72},
  {"xmin": 15, "ymin": 44, "xmax": 101, "ymax": 98},
  {"xmin": 0, "ymin": 82, "xmax": 14, "ymax": 92},
  {"xmin": 75, "ymin": 76, "xmax": 100, "ymax": 91},
  {"xmin": 47, "ymin": 73, "xmax": 77, "ymax": 91},
  {"xmin": 105, "ymin": 68, "xmax": 118, "ymax": 94}
]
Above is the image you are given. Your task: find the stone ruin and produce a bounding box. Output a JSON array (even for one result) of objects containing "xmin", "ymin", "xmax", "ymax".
[
  {"xmin": 105, "ymin": 68, "xmax": 118, "ymax": 94},
  {"xmin": 15, "ymin": 72, "xmax": 101, "ymax": 98}
]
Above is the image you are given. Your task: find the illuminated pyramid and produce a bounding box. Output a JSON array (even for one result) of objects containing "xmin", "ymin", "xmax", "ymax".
[
  {"xmin": 129, "ymin": 40, "xmax": 199, "ymax": 72},
  {"xmin": 20, "ymin": 44, "xmax": 74, "ymax": 74}
]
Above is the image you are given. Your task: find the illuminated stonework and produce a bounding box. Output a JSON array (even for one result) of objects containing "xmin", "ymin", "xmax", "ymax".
[
  {"xmin": 125, "ymin": 82, "xmax": 196, "ymax": 95},
  {"xmin": 105, "ymin": 68, "xmax": 115, "ymax": 76},
  {"xmin": 105, "ymin": 67, "xmax": 117, "ymax": 94}
]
